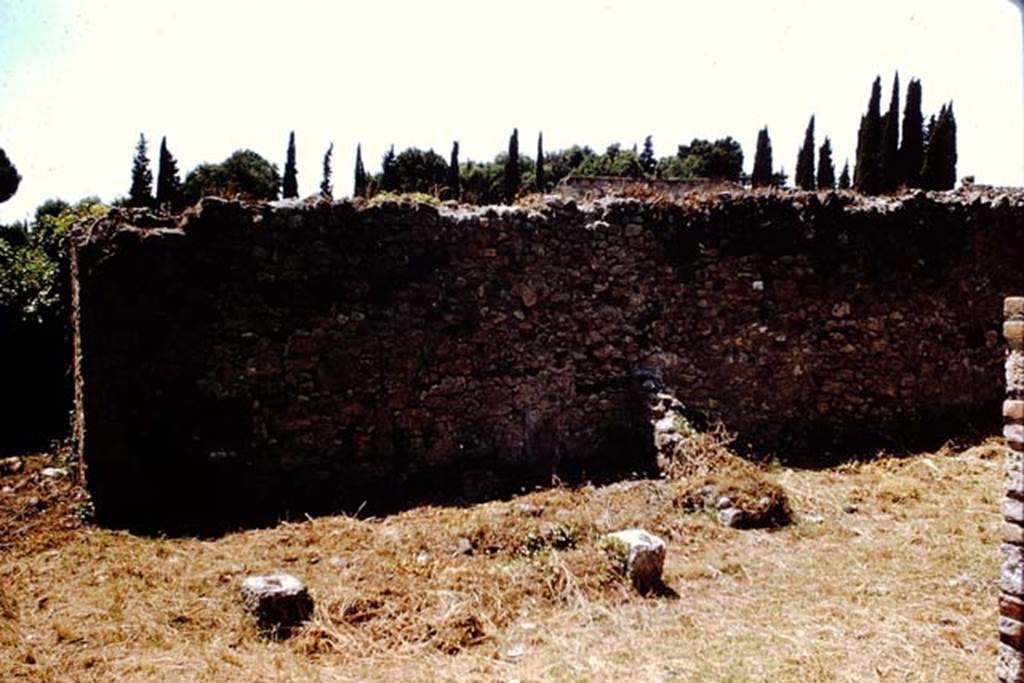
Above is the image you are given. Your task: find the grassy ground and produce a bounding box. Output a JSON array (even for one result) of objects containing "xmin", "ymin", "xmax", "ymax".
[{"xmin": 0, "ymin": 439, "xmax": 1004, "ymax": 682}]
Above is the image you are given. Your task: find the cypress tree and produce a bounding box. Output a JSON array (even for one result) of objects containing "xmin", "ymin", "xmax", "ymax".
[
  {"xmin": 881, "ymin": 73, "xmax": 900, "ymax": 192},
  {"xmin": 504, "ymin": 128, "xmax": 519, "ymax": 204},
  {"xmin": 320, "ymin": 143, "xmax": 334, "ymax": 199},
  {"xmin": 854, "ymin": 77, "xmax": 883, "ymax": 194},
  {"xmin": 357, "ymin": 144, "xmax": 372, "ymax": 196},
  {"xmin": 282, "ymin": 131, "xmax": 298, "ymax": 198},
  {"xmin": 0, "ymin": 146, "xmax": 19, "ymax": 204},
  {"xmin": 922, "ymin": 103, "xmax": 958, "ymax": 190},
  {"xmin": 944, "ymin": 103, "xmax": 958, "ymax": 189},
  {"xmin": 639, "ymin": 135, "xmax": 657, "ymax": 176},
  {"xmin": 817, "ymin": 137, "xmax": 836, "ymax": 190},
  {"xmin": 838, "ymin": 160, "xmax": 851, "ymax": 189},
  {"xmin": 448, "ymin": 141, "xmax": 460, "ymax": 200},
  {"xmin": 129, "ymin": 133, "xmax": 154, "ymax": 207},
  {"xmin": 795, "ymin": 115, "xmax": 816, "ymax": 190},
  {"xmin": 899, "ymin": 78, "xmax": 924, "ymax": 188},
  {"xmin": 536, "ymin": 133, "xmax": 545, "ymax": 192},
  {"xmin": 155, "ymin": 136, "xmax": 183, "ymax": 210},
  {"xmin": 921, "ymin": 109, "xmax": 942, "ymax": 190},
  {"xmin": 751, "ymin": 127, "xmax": 774, "ymax": 188}
]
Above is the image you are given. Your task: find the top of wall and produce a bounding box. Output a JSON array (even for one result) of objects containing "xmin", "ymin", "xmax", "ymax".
[{"xmin": 75, "ymin": 186, "xmax": 1024, "ymax": 247}]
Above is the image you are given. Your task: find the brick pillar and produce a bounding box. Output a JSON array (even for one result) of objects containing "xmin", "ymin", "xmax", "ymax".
[{"xmin": 1001, "ymin": 297, "xmax": 1024, "ymax": 682}]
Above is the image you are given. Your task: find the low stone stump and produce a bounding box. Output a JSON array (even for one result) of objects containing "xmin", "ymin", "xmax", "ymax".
[
  {"xmin": 240, "ymin": 573, "xmax": 314, "ymax": 638},
  {"xmin": 602, "ymin": 528, "xmax": 666, "ymax": 593}
]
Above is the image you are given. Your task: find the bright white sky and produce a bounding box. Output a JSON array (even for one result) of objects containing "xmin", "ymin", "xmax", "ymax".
[{"xmin": 0, "ymin": 0, "xmax": 1021, "ymax": 221}]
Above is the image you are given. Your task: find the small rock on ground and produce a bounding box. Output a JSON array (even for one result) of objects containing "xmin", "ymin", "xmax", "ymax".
[
  {"xmin": 240, "ymin": 573, "xmax": 314, "ymax": 638},
  {"xmin": 0, "ymin": 457, "xmax": 23, "ymax": 476},
  {"xmin": 603, "ymin": 528, "xmax": 666, "ymax": 593}
]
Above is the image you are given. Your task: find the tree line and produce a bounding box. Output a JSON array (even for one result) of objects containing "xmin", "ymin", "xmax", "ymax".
[
  {"xmin": 122, "ymin": 76, "xmax": 956, "ymax": 211},
  {"xmin": 0, "ymin": 70, "xmax": 963, "ymax": 220},
  {"xmin": 121, "ymin": 130, "xmax": 750, "ymax": 210}
]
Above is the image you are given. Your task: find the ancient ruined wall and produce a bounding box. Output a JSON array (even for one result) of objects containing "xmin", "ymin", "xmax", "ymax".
[{"xmin": 72, "ymin": 190, "xmax": 1024, "ymax": 529}]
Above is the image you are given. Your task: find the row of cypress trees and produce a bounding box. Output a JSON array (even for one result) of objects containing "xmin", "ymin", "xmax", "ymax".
[
  {"xmin": 854, "ymin": 74, "xmax": 957, "ymax": 194},
  {"xmin": 128, "ymin": 79, "xmax": 961, "ymax": 210},
  {"xmin": 748, "ymin": 74, "xmax": 956, "ymax": 194},
  {"xmin": 750, "ymin": 122, "xmax": 851, "ymax": 190}
]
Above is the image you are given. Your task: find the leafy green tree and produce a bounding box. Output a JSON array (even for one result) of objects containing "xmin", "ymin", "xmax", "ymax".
[
  {"xmin": 155, "ymin": 137, "xmax": 184, "ymax": 210},
  {"xmin": 535, "ymin": 133, "xmax": 545, "ymax": 192},
  {"xmin": 921, "ymin": 103, "xmax": 957, "ymax": 190},
  {"xmin": 460, "ymin": 158, "xmax": 505, "ymax": 205},
  {"xmin": 658, "ymin": 137, "xmax": 744, "ymax": 181},
  {"xmin": 320, "ymin": 143, "xmax": 333, "ymax": 199},
  {"xmin": 750, "ymin": 127, "xmax": 774, "ymax": 188},
  {"xmin": 816, "ymin": 138, "xmax": 836, "ymax": 189},
  {"xmin": 899, "ymin": 78, "xmax": 924, "ymax": 188},
  {"xmin": 448, "ymin": 141, "xmax": 460, "ymax": 200},
  {"xmin": 34, "ymin": 198, "xmax": 70, "ymax": 223},
  {"xmin": 838, "ymin": 160, "xmax": 851, "ymax": 189},
  {"xmin": 355, "ymin": 144, "xmax": 369, "ymax": 197},
  {"xmin": 795, "ymin": 116, "xmax": 816, "ymax": 190},
  {"xmin": 391, "ymin": 147, "xmax": 449, "ymax": 194},
  {"xmin": 0, "ymin": 147, "xmax": 20, "ymax": 204},
  {"xmin": 504, "ymin": 128, "xmax": 519, "ymax": 204},
  {"xmin": 379, "ymin": 145, "xmax": 397, "ymax": 192},
  {"xmin": 576, "ymin": 144, "xmax": 643, "ymax": 178},
  {"xmin": 881, "ymin": 73, "xmax": 900, "ymax": 192},
  {"xmin": 639, "ymin": 135, "xmax": 656, "ymax": 177},
  {"xmin": 543, "ymin": 145, "xmax": 596, "ymax": 185},
  {"xmin": 183, "ymin": 149, "xmax": 281, "ymax": 203},
  {"xmin": 282, "ymin": 131, "xmax": 298, "ymax": 198},
  {"xmin": 129, "ymin": 133, "xmax": 154, "ymax": 207},
  {"xmin": 854, "ymin": 77, "xmax": 883, "ymax": 194}
]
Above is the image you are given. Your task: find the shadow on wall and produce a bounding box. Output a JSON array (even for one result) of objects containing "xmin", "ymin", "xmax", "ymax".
[{"xmin": 87, "ymin": 375, "xmax": 660, "ymax": 537}]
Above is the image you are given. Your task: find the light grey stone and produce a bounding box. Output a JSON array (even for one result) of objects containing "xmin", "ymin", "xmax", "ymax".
[
  {"xmin": 1007, "ymin": 499, "xmax": 1024, "ymax": 524},
  {"xmin": 603, "ymin": 528, "xmax": 666, "ymax": 593},
  {"xmin": 718, "ymin": 507, "xmax": 746, "ymax": 528},
  {"xmin": 240, "ymin": 573, "xmax": 313, "ymax": 637},
  {"xmin": 1003, "ymin": 546, "xmax": 1024, "ymax": 598},
  {"xmin": 0, "ymin": 457, "xmax": 23, "ymax": 476},
  {"xmin": 998, "ymin": 642, "xmax": 1024, "ymax": 683}
]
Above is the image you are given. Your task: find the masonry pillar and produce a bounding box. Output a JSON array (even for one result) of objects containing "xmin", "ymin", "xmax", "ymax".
[{"xmin": 1001, "ymin": 297, "xmax": 1024, "ymax": 682}]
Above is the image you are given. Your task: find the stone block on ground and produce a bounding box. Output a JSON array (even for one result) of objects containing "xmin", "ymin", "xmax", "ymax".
[
  {"xmin": 240, "ymin": 573, "xmax": 314, "ymax": 637},
  {"xmin": 602, "ymin": 528, "xmax": 666, "ymax": 593}
]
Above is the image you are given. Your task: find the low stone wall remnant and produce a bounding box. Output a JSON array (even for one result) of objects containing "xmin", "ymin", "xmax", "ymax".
[
  {"xmin": 1002, "ymin": 297, "xmax": 1024, "ymax": 683},
  {"xmin": 71, "ymin": 189, "xmax": 1024, "ymax": 529}
]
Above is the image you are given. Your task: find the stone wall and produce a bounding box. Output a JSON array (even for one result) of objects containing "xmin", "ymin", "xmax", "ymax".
[{"xmin": 71, "ymin": 189, "xmax": 1024, "ymax": 529}]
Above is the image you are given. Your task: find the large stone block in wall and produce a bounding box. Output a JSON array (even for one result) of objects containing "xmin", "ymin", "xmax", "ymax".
[{"xmin": 71, "ymin": 191, "xmax": 1024, "ymax": 529}]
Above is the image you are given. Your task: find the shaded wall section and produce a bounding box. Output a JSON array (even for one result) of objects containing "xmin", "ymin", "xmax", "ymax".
[{"xmin": 72, "ymin": 190, "xmax": 1024, "ymax": 529}]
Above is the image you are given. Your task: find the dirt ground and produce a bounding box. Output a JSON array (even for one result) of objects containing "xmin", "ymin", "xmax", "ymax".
[{"xmin": 0, "ymin": 439, "xmax": 1004, "ymax": 682}]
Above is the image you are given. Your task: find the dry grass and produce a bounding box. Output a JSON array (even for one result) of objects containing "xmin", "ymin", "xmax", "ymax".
[{"xmin": 0, "ymin": 438, "xmax": 1004, "ymax": 682}]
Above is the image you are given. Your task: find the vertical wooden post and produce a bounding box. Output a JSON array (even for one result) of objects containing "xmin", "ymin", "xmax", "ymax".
[{"xmin": 1001, "ymin": 297, "xmax": 1024, "ymax": 682}]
